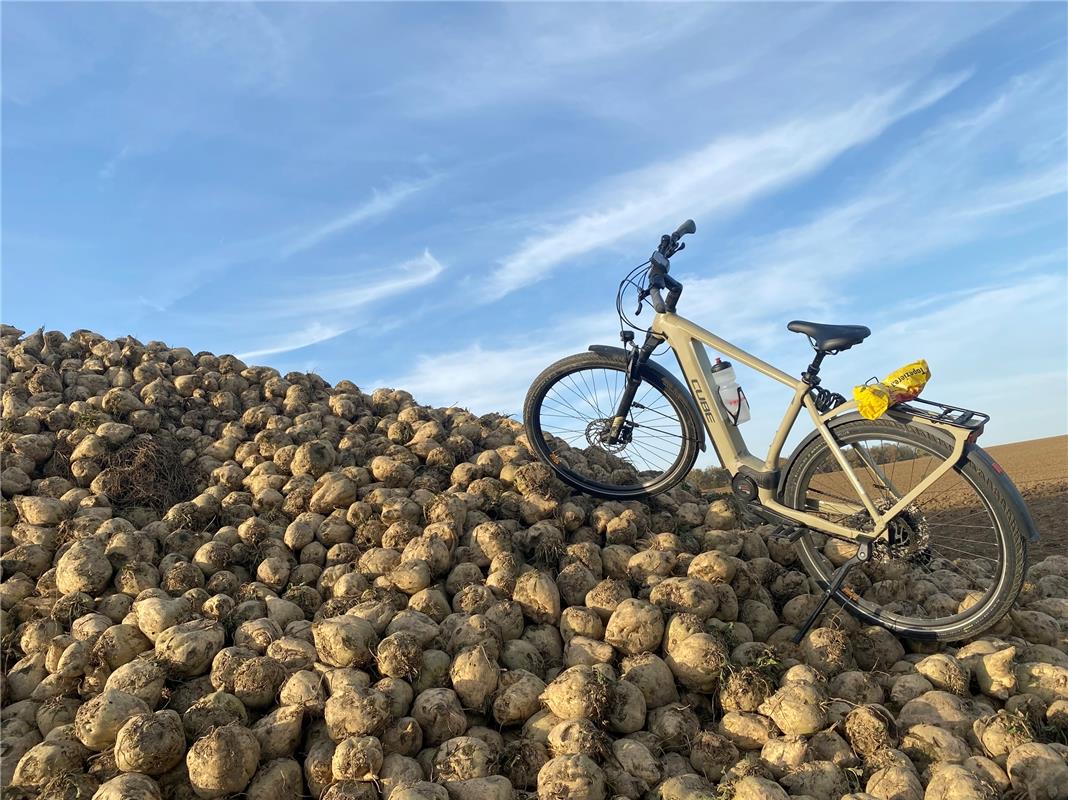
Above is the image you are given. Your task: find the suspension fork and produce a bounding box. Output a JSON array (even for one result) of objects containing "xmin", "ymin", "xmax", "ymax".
[{"xmin": 607, "ymin": 332, "xmax": 662, "ymax": 443}]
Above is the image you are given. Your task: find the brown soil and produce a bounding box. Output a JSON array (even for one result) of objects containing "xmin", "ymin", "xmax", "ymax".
[{"xmin": 983, "ymin": 435, "xmax": 1067, "ymax": 562}]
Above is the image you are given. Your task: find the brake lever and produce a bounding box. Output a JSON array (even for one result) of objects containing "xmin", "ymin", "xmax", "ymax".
[{"xmin": 635, "ymin": 289, "xmax": 649, "ymax": 315}]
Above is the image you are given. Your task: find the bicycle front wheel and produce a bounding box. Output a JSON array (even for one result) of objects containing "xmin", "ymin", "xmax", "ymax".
[
  {"xmin": 782, "ymin": 417, "xmax": 1029, "ymax": 641},
  {"xmin": 523, "ymin": 351, "xmax": 700, "ymax": 500}
]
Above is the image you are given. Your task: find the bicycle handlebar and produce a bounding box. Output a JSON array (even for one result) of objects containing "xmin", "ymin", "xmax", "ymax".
[{"xmin": 673, "ymin": 219, "xmax": 696, "ymax": 240}]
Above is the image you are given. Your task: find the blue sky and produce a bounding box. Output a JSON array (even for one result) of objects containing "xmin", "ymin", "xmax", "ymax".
[{"xmin": 3, "ymin": 2, "xmax": 1066, "ymax": 457}]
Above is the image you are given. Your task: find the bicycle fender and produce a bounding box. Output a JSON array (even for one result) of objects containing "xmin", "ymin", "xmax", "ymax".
[
  {"xmin": 967, "ymin": 444, "xmax": 1041, "ymax": 543},
  {"xmin": 587, "ymin": 345, "xmax": 706, "ymax": 452}
]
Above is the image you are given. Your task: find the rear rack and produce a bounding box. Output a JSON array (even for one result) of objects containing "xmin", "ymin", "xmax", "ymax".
[{"xmin": 891, "ymin": 397, "xmax": 989, "ymax": 431}]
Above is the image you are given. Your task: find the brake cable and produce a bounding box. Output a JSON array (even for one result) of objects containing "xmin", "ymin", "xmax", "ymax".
[{"xmin": 616, "ymin": 260, "xmax": 652, "ymax": 338}]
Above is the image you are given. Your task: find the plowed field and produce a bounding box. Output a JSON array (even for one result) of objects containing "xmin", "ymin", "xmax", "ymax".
[{"xmin": 984, "ymin": 435, "xmax": 1067, "ymax": 561}]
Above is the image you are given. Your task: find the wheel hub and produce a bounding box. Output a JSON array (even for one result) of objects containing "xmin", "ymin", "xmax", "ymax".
[{"xmin": 585, "ymin": 418, "xmax": 631, "ymax": 454}]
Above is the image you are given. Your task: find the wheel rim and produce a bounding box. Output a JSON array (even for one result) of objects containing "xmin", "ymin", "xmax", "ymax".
[
  {"xmin": 533, "ymin": 364, "xmax": 690, "ymax": 493},
  {"xmin": 793, "ymin": 430, "xmax": 1007, "ymax": 631}
]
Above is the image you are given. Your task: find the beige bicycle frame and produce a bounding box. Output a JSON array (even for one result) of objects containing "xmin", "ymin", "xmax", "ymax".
[{"xmin": 651, "ymin": 312, "xmax": 972, "ymax": 543}]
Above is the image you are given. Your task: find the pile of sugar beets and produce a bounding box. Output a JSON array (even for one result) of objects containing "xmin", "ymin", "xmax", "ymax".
[{"xmin": 1, "ymin": 324, "xmax": 1067, "ymax": 800}]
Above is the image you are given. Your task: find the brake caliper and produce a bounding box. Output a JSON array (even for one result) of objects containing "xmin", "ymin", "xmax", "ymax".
[{"xmin": 589, "ymin": 418, "xmax": 631, "ymax": 454}]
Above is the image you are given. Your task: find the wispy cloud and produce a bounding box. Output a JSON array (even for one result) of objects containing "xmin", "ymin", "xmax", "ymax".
[
  {"xmin": 378, "ymin": 5, "xmax": 718, "ymax": 117},
  {"xmin": 143, "ymin": 178, "xmax": 436, "ymax": 313},
  {"xmin": 236, "ymin": 250, "xmax": 445, "ymax": 361},
  {"xmin": 485, "ymin": 73, "xmax": 970, "ymax": 300},
  {"xmin": 238, "ymin": 321, "xmax": 350, "ymax": 360},
  {"xmin": 947, "ymin": 168, "xmax": 1065, "ymax": 218},
  {"xmin": 670, "ymin": 65, "xmax": 1067, "ymax": 335},
  {"xmin": 266, "ymin": 250, "xmax": 445, "ymax": 316},
  {"xmin": 681, "ymin": 160, "xmax": 1064, "ymax": 317},
  {"xmin": 280, "ymin": 180, "xmax": 431, "ymax": 258}
]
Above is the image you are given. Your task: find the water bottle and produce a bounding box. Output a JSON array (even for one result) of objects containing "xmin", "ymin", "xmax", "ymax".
[{"xmin": 709, "ymin": 358, "xmax": 751, "ymax": 425}]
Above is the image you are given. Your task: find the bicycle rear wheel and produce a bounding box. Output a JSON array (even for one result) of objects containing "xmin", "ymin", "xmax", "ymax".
[
  {"xmin": 782, "ymin": 417, "xmax": 1029, "ymax": 641},
  {"xmin": 523, "ymin": 351, "xmax": 700, "ymax": 500}
]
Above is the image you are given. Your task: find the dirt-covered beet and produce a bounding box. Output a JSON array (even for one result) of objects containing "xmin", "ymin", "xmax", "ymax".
[{"xmin": 1, "ymin": 325, "xmax": 1066, "ymax": 800}]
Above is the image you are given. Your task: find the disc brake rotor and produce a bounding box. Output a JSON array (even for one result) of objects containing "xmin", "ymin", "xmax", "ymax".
[
  {"xmin": 584, "ymin": 418, "xmax": 631, "ymax": 454},
  {"xmin": 845, "ymin": 498, "xmax": 931, "ymax": 564}
]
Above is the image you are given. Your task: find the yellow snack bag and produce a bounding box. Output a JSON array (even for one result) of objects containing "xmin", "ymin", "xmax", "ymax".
[{"xmin": 853, "ymin": 360, "xmax": 931, "ymax": 420}]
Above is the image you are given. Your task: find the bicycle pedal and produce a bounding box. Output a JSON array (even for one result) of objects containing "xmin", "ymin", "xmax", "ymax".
[{"xmin": 768, "ymin": 525, "xmax": 805, "ymax": 543}]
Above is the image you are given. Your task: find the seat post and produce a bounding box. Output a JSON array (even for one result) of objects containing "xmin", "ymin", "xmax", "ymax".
[{"xmin": 802, "ymin": 350, "xmax": 826, "ymax": 385}]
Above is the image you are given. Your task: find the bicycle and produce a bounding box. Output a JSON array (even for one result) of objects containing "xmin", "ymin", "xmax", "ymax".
[{"xmin": 523, "ymin": 219, "xmax": 1039, "ymax": 642}]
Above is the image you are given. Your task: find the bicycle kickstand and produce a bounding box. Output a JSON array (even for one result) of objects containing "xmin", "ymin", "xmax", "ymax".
[{"xmin": 792, "ymin": 539, "xmax": 874, "ymax": 645}]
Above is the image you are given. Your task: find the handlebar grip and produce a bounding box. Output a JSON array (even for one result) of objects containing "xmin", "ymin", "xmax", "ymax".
[{"xmin": 672, "ymin": 219, "xmax": 696, "ymax": 240}]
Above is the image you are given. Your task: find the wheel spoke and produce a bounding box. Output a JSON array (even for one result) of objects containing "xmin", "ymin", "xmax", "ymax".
[{"xmin": 929, "ymin": 544, "xmax": 999, "ymax": 563}]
